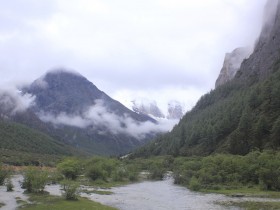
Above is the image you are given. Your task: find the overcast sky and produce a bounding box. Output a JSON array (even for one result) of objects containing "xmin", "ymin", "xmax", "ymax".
[{"xmin": 0, "ymin": 0, "xmax": 267, "ymax": 113}]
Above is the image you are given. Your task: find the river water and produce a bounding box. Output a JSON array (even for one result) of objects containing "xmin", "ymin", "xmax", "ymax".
[
  {"xmin": 81, "ymin": 178, "xmax": 280, "ymax": 210},
  {"xmin": 0, "ymin": 175, "xmax": 28, "ymax": 210},
  {"xmin": 82, "ymin": 178, "xmax": 239, "ymax": 210},
  {"xmin": 2, "ymin": 175, "xmax": 280, "ymax": 210}
]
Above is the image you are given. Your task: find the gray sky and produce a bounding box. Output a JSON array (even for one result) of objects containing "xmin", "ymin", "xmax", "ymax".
[{"xmin": 0, "ymin": 0, "xmax": 266, "ymax": 113}]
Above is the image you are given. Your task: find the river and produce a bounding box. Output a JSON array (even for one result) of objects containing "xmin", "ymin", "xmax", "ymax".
[
  {"xmin": 1, "ymin": 175, "xmax": 280, "ymax": 210},
  {"xmin": 82, "ymin": 178, "xmax": 239, "ymax": 210}
]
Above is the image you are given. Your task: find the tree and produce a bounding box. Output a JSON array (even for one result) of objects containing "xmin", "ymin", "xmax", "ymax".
[
  {"xmin": 57, "ymin": 158, "xmax": 81, "ymax": 180},
  {"xmin": 22, "ymin": 167, "xmax": 48, "ymax": 193},
  {"xmin": 271, "ymin": 117, "xmax": 280, "ymax": 148}
]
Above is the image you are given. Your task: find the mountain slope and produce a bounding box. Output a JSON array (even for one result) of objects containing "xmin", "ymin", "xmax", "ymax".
[
  {"xmin": 19, "ymin": 69, "xmax": 158, "ymax": 156},
  {"xmin": 133, "ymin": 0, "xmax": 280, "ymax": 157}
]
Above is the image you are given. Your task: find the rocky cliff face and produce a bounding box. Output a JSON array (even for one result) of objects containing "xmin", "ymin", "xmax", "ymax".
[
  {"xmin": 167, "ymin": 101, "xmax": 184, "ymax": 120},
  {"xmin": 215, "ymin": 47, "xmax": 252, "ymax": 88},
  {"xmin": 236, "ymin": 0, "xmax": 280, "ymax": 82}
]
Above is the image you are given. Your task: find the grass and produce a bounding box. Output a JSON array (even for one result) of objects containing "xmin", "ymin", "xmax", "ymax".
[
  {"xmin": 0, "ymin": 202, "xmax": 5, "ymax": 208},
  {"xmin": 20, "ymin": 194, "xmax": 117, "ymax": 210},
  {"xmin": 82, "ymin": 189, "xmax": 113, "ymax": 195},
  {"xmin": 217, "ymin": 201, "xmax": 280, "ymax": 210},
  {"xmin": 201, "ymin": 186, "xmax": 280, "ymax": 198},
  {"xmin": 77, "ymin": 177, "xmax": 130, "ymax": 188}
]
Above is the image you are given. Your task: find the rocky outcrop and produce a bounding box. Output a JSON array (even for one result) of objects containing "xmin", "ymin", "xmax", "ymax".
[
  {"xmin": 236, "ymin": 0, "xmax": 280, "ymax": 82},
  {"xmin": 167, "ymin": 101, "xmax": 184, "ymax": 120},
  {"xmin": 215, "ymin": 47, "xmax": 252, "ymax": 88}
]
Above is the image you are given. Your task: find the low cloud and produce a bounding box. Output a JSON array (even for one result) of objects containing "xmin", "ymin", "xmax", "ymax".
[
  {"xmin": 0, "ymin": 87, "xmax": 35, "ymax": 115},
  {"xmin": 38, "ymin": 100, "xmax": 178, "ymax": 139}
]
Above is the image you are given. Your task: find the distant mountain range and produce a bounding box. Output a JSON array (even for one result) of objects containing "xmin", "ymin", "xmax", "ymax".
[{"xmin": 130, "ymin": 98, "xmax": 185, "ymax": 120}]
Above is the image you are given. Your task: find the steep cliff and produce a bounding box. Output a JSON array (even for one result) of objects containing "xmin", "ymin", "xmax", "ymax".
[
  {"xmin": 215, "ymin": 47, "xmax": 251, "ymax": 88},
  {"xmin": 236, "ymin": 0, "xmax": 280, "ymax": 82}
]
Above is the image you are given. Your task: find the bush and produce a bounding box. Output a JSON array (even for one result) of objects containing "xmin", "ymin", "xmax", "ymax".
[
  {"xmin": 6, "ymin": 178, "xmax": 14, "ymax": 192},
  {"xmin": 22, "ymin": 167, "xmax": 49, "ymax": 193},
  {"xmin": 86, "ymin": 165, "xmax": 107, "ymax": 181},
  {"xmin": 57, "ymin": 158, "xmax": 81, "ymax": 180},
  {"xmin": 61, "ymin": 180, "xmax": 79, "ymax": 200},
  {"xmin": 0, "ymin": 164, "xmax": 9, "ymax": 186},
  {"xmin": 189, "ymin": 177, "xmax": 201, "ymax": 191}
]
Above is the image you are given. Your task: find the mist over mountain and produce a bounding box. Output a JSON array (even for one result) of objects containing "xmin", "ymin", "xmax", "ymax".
[
  {"xmin": 215, "ymin": 47, "xmax": 252, "ymax": 88},
  {"xmin": 0, "ymin": 69, "xmax": 187, "ymax": 156},
  {"xmin": 134, "ymin": 0, "xmax": 280, "ymax": 157},
  {"xmin": 128, "ymin": 98, "xmax": 185, "ymax": 120}
]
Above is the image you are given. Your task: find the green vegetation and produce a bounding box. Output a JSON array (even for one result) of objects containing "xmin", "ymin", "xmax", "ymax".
[
  {"xmin": 0, "ymin": 121, "xmax": 80, "ymax": 166},
  {"xmin": 6, "ymin": 178, "xmax": 14, "ymax": 191},
  {"xmin": 57, "ymin": 158, "xmax": 81, "ymax": 180},
  {"xmin": 0, "ymin": 164, "xmax": 9, "ymax": 185},
  {"xmin": 22, "ymin": 167, "xmax": 49, "ymax": 193},
  {"xmin": 134, "ymin": 60, "xmax": 280, "ymax": 157},
  {"xmin": 218, "ymin": 201, "xmax": 280, "ymax": 210},
  {"xmin": 0, "ymin": 121, "xmax": 70, "ymax": 156},
  {"xmin": 0, "ymin": 148, "xmax": 62, "ymax": 167},
  {"xmin": 61, "ymin": 180, "xmax": 79, "ymax": 200},
  {"xmin": 172, "ymin": 151, "xmax": 280, "ymax": 192},
  {"xmin": 20, "ymin": 194, "xmax": 117, "ymax": 210}
]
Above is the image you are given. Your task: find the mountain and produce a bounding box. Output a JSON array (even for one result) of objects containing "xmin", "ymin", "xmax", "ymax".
[
  {"xmin": 129, "ymin": 98, "xmax": 184, "ymax": 120},
  {"xmin": 236, "ymin": 0, "xmax": 280, "ymax": 83},
  {"xmin": 26, "ymin": 70, "xmax": 155, "ymax": 122},
  {"xmin": 133, "ymin": 0, "xmax": 280, "ymax": 157},
  {"xmin": 18, "ymin": 69, "xmax": 158, "ymax": 156},
  {"xmin": 167, "ymin": 101, "xmax": 184, "ymax": 120},
  {"xmin": 132, "ymin": 99, "xmax": 165, "ymax": 119},
  {"xmin": 215, "ymin": 47, "xmax": 251, "ymax": 88}
]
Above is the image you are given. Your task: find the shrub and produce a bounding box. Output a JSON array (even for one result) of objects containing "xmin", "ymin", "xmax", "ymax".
[
  {"xmin": 22, "ymin": 167, "xmax": 49, "ymax": 193},
  {"xmin": 189, "ymin": 177, "xmax": 201, "ymax": 191},
  {"xmin": 61, "ymin": 180, "xmax": 79, "ymax": 200},
  {"xmin": 86, "ymin": 165, "xmax": 107, "ymax": 181},
  {"xmin": 6, "ymin": 178, "xmax": 14, "ymax": 192},
  {"xmin": 57, "ymin": 158, "xmax": 81, "ymax": 180},
  {"xmin": 0, "ymin": 164, "xmax": 9, "ymax": 185}
]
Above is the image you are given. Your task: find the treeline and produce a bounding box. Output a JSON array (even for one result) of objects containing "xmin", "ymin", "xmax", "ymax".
[
  {"xmin": 0, "ymin": 121, "xmax": 71, "ymax": 156},
  {"xmin": 1, "ymin": 151, "xmax": 280, "ymax": 193},
  {"xmin": 134, "ymin": 59, "xmax": 280, "ymax": 157},
  {"xmin": 172, "ymin": 150, "xmax": 280, "ymax": 191}
]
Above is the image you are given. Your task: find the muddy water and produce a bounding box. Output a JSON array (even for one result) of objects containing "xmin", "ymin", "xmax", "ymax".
[{"xmin": 0, "ymin": 175, "xmax": 28, "ymax": 210}]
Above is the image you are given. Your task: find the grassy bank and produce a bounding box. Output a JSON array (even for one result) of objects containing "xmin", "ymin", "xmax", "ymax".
[
  {"xmin": 21, "ymin": 194, "xmax": 117, "ymax": 210},
  {"xmin": 217, "ymin": 200, "xmax": 280, "ymax": 210}
]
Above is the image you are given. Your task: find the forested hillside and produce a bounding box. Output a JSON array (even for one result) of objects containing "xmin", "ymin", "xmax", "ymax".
[
  {"xmin": 134, "ymin": 1, "xmax": 280, "ymax": 157},
  {"xmin": 0, "ymin": 121, "xmax": 77, "ymax": 165},
  {"xmin": 134, "ymin": 60, "xmax": 280, "ymax": 157}
]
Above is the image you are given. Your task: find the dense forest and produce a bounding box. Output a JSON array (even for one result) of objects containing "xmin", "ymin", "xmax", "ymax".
[
  {"xmin": 134, "ymin": 58, "xmax": 280, "ymax": 157},
  {"xmin": 0, "ymin": 121, "xmax": 78, "ymax": 165}
]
